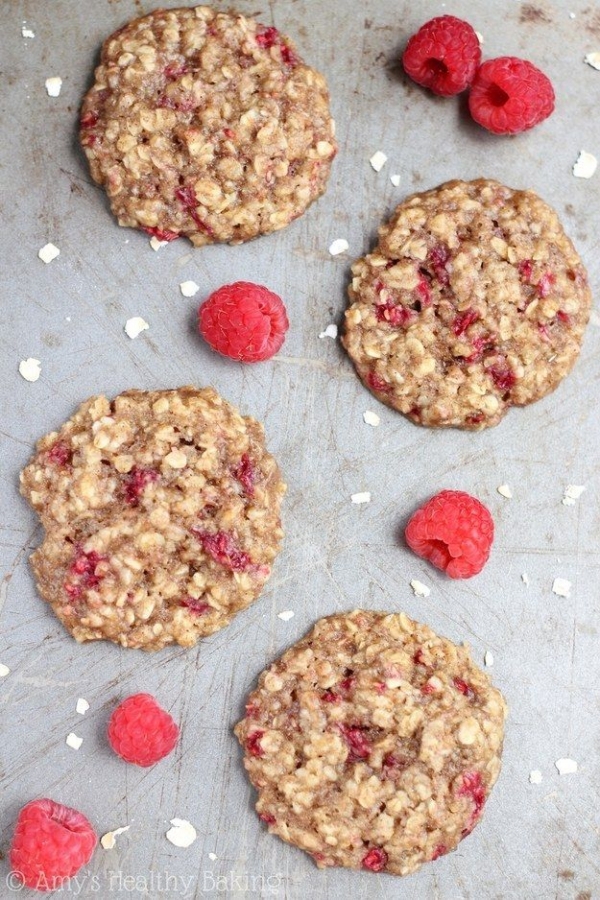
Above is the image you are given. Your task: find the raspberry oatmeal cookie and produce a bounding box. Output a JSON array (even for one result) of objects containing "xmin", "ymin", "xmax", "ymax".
[
  {"xmin": 235, "ymin": 610, "xmax": 507, "ymax": 875},
  {"xmin": 79, "ymin": 6, "xmax": 337, "ymax": 246},
  {"xmin": 20, "ymin": 387, "xmax": 285, "ymax": 650},
  {"xmin": 342, "ymin": 179, "xmax": 591, "ymax": 430}
]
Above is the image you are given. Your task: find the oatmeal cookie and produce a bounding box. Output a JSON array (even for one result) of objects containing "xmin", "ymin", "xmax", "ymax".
[
  {"xmin": 79, "ymin": 6, "xmax": 337, "ymax": 246},
  {"xmin": 342, "ymin": 179, "xmax": 591, "ymax": 429},
  {"xmin": 20, "ymin": 387, "xmax": 285, "ymax": 650},
  {"xmin": 235, "ymin": 610, "xmax": 507, "ymax": 876}
]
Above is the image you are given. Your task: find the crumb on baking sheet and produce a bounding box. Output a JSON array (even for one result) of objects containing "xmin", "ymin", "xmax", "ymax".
[
  {"xmin": 19, "ymin": 358, "xmax": 41, "ymax": 382},
  {"xmin": 529, "ymin": 769, "xmax": 543, "ymax": 784},
  {"xmin": 522, "ymin": 573, "xmax": 530, "ymax": 586},
  {"xmin": 573, "ymin": 150, "xmax": 597, "ymax": 179},
  {"xmin": 66, "ymin": 732, "xmax": 83, "ymax": 750},
  {"xmin": 584, "ymin": 52, "xmax": 600, "ymax": 70},
  {"xmin": 38, "ymin": 242, "xmax": 60, "ymax": 264},
  {"xmin": 484, "ymin": 651, "xmax": 494, "ymax": 667},
  {"xmin": 363, "ymin": 410, "xmax": 380, "ymax": 426},
  {"xmin": 319, "ymin": 324, "xmax": 338, "ymax": 339},
  {"xmin": 390, "ymin": 174, "xmax": 401, "ymax": 187},
  {"xmin": 76, "ymin": 698, "xmax": 89, "ymax": 715},
  {"xmin": 497, "ymin": 484, "xmax": 513, "ymax": 499},
  {"xmin": 552, "ymin": 577, "xmax": 571, "ymax": 598},
  {"xmin": 166, "ymin": 819, "xmax": 197, "ymax": 848},
  {"xmin": 555, "ymin": 758, "xmax": 577, "ymax": 775},
  {"xmin": 180, "ymin": 280, "xmax": 200, "ymax": 298},
  {"xmin": 0, "ymin": 663, "xmax": 10, "ymax": 677},
  {"xmin": 329, "ymin": 238, "xmax": 349, "ymax": 256},
  {"xmin": 277, "ymin": 610, "xmax": 294, "ymax": 621},
  {"xmin": 370, "ymin": 151, "xmax": 388, "ymax": 172},
  {"xmin": 562, "ymin": 484, "xmax": 585, "ymax": 505},
  {"xmin": 22, "ymin": 25, "xmax": 35, "ymax": 38},
  {"xmin": 124, "ymin": 317, "xmax": 149, "ymax": 339},
  {"xmin": 351, "ymin": 491, "xmax": 371, "ymax": 504},
  {"xmin": 101, "ymin": 826, "xmax": 130, "ymax": 850},
  {"xmin": 45, "ymin": 77, "xmax": 62, "ymax": 97},
  {"xmin": 410, "ymin": 579, "xmax": 431, "ymax": 598},
  {"xmin": 150, "ymin": 236, "xmax": 168, "ymax": 251}
]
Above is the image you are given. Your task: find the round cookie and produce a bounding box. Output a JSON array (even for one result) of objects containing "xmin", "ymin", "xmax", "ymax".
[
  {"xmin": 235, "ymin": 610, "xmax": 507, "ymax": 876},
  {"xmin": 20, "ymin": 387, "xmax": 285, "ymax": 650},
  {"xmin": 79, "ymin": 6, "xmax": 337, "ymax": 246},
  {"xmin": 342, "ymin": 179, "xmax": 591, "ymax": 430}
]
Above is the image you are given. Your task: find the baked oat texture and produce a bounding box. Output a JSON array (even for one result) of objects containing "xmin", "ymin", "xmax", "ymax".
[
  {"xmin": 342, "ymin": 179, "xmax": 592, "ymax": 430},
  {"xmin": 79, "ymin": 6, "xmax": 337, "ymax": 246},
  {"xmin": 235, "ymin": 610, "xmax": 507, "ymax": 876},
  {"xmin": 20, "ymin": 387, "xmax": 285, "ymax": 651}
]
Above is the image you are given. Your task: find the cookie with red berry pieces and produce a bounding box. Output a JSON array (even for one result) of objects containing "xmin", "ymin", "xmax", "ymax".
[
  {"xmin": 342, "ymin": 179, "xmax": 592, "ymax": 430},
  {"xmin": 20, "ymin": 387, "xmax": 285, "ymax": 650},
  {"xmin": 235, "ymin": 610, "xmax": 507, "ymax": 875},
  {"xmin": 79, "ymin": 6, "xmax": 337, "ymax": 247}
]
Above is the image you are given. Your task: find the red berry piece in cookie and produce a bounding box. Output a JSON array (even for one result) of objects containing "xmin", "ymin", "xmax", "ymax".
[
  {"xmin": 108, "ymin": 693, "xmax": 179, "ymax": 767},
  {"xmin": 405, "ymin": 490, "xmax": 494, "ymax": 578},
  {"xmin": 10, "ymin": 799, "xmax": 97, "ymax": 892},
  {"xmin": 469, "ymin": 57, "xmax": 555, "ymax": 134},
  {"xmin": 198, "ymin": 282, "xmax": 289, "ymax": 362},
  {"xmin": 402, "ymin": 16, "xmax": 482, "ymax": 96}
]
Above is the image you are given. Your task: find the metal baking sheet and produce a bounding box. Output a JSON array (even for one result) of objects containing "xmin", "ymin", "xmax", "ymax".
[{"xmin": 1, "ymin": 0, "xmax": 599, "ymax": 897}]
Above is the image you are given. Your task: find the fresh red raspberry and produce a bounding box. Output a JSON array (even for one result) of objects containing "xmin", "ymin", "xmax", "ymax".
[
  {"xmin": 10, "ymin": 798, "xmax": 97, "ymax": 892},
  {"xmin": 198, "ymin": 281, "xmax": 289, "ymax": 362},
  {"xmin": 402, "ymin": 16, "xmax": 482, "ymax": 96},
  {"xmin": 468, "ymin": 57, "xmax": 555, "ymax": 134},
  {"xmin": 362, "ymin": 847, "xmax": 388, "ymax": 872},
  {"xmin": 108, "ymin": 693, "xmax": 179, "ymax": 767},
  {"xmin": 405, "ymin": 490, "xmax": 494, "ymax": 578}
]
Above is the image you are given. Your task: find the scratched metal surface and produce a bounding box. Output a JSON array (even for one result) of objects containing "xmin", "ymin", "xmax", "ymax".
[{"xmin": 1, "ymin": 0, "xmax": 599, "ymax": 897}]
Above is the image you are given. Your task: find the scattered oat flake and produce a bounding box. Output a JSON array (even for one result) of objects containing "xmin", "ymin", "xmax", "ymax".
[
  {"xmin": 319, "ymin": 324, "xmax": 338, "ymax": 340},
  {"xmin": 45, "ymin": 77, "xmax": 62, "ymax": 97},
  {"xmin": 22, "ymin": 25, "xmax": 35, "ymax": 38},
  {"xmin": 351, "ymin": 492, "xmax": 371, "ymax": 504},
  {"xmin": 166, "ymin": 819, "xmax": 197, "ymax": 848},
  {"xmin": 584, "ymin": 52, "xmax": 600, "ymax": 70},
  {"xmin": 484, "ymin": 651, "xmax": 494, "ymax": 667},
  {"xmin": 521, "ymin": 573, "xmax": 530, "ymax": 586},
  {"xmin": 370, "ymin": 151, "xmax": 388, "ymax": 172},
  {"xmin": 410, "ymin": 579, "xmax": 431, "ymax": 598},
  {"xmin": 124, "ymin": 317, "xmax": 149, "ymax": 339},
  {"xmin": 150, "ymin": 235, "xmax": 168, "ymax": 251},
  {"xmin": 562, "ymin": 485, "xmax": 585, "ymax": 506},
  {"xmin": 101, "ymin": 826, "xmax": 130, "ymax": 850},
  {"xmin": 0, "ymin": 664, "xmax": 10, "ymax": 678},
  {"xmin": 390, "ymin": 174, "xmax": 401, "ymax": 187},
  {"xmin": 555, "ymin": 758, "xmax": 578, "ymax": 775},
  {"xmin": 475, "ymin": 30, "xmax": 484, "ymax": 45},
  {"xmin": 76, "ymin": 698, "xmax": 89, "ymax": 715},
  {"xmin": 180, "ymin": 280, "xmax": 200, "ymax": 298},
  {"xmin": 497, "ymin": 484, "xmax": 512, "ymax": 499},
  {"xmin": 573, "ymin": 150, "xmax": 597, "ymax": 179},
  {"xmin": 552, "ymin": 577, "xmax": 571, "ymax": 598},
  {"xmin": 277, "ymin": 610, "xmax": 295, "ymax": 622},
  {"xmin": 208, "ymin": 852, "xmax": 218, "ymax": 861},
  {"xmin": 529, "ymin": 770, "xmax": 543, "ymax": 784},
  {"xmin": 19, "ymin": 358, "xmax": 41, "ymax": 382},
  {"xmin": 66, "ymin": 732, "xmax": 83, "ymax": 751},
  {"xmin": 38, "ymin": 242, "xmax": 60, "ymax": 264},
  {"xmin": 328, "ymin": 238, "xmax": 349, "ymax": 256},
  {"xmin": 363, "ymin": 410, "xmax": 380, "ymax": 427}
]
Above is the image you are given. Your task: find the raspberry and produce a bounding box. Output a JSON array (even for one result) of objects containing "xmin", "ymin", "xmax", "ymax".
[
  {"xmin": 122, "ymin": 466, "xmax": 159, "ymax": 506},
  {"xmin": 405, "ymin": 490, "xmax": 494, "ymax": 578},
  {"xmin": 338, "ymin": 724, "xmax": 371, "ymax": 760},
  {"xmin": 198, "ymin": 282, "xmax": 289, "ymax": 362},
  {"xmin": 10, "ymin": 799, "xmax": 97, "ymax": 892},
  {"xmin": 108, "ymin": 694, "xmax": 179, "ymax": 767},
  {"xmin": 192, "ymin": 528, "xmax": 254, "ymax": 571},
  {"xmin": 468, "ymin": 57, "xmax": 555, "ymax": 134},
  {"xmin": 362, "ymin": 847, "xmax": 388, "ymax": 872},
  {"xmin": 233, "ymin": 453, "xmax": 256, "ymax": 497},
  {"xmin": 402, "ymin": 16, "xmax": 482, "ymax": 96}
]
